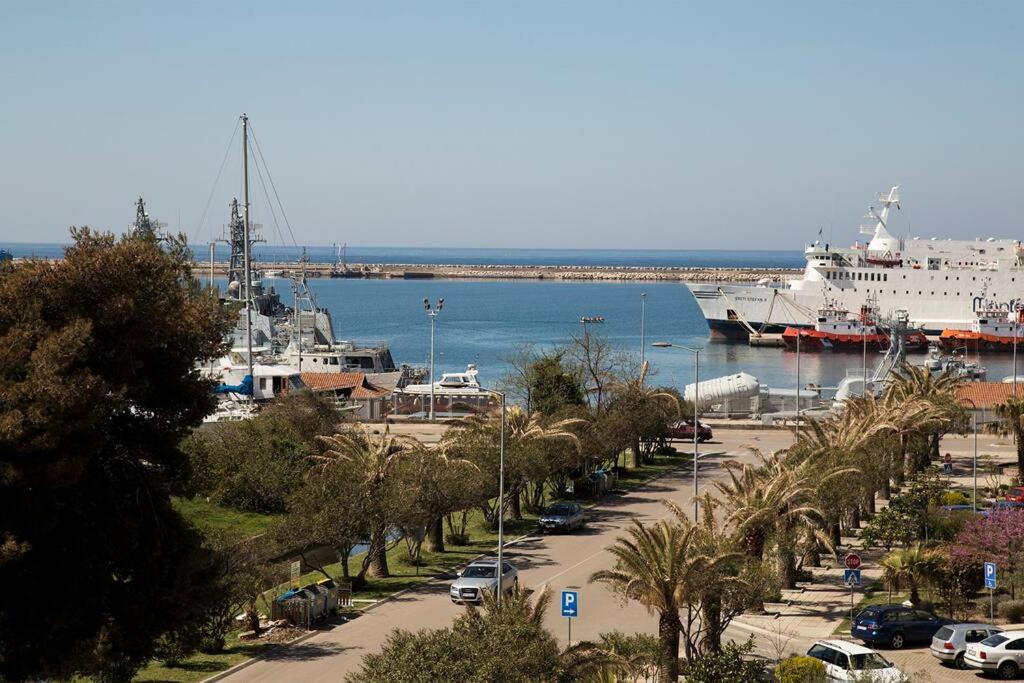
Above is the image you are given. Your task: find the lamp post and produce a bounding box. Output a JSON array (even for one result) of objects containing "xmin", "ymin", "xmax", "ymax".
[
  {"xmin": 480, "ymin": 388, "xmax": 507, "ymax": 604},
  {"xmin": 640, "ymin": 293, "xmax": 647, "ymax": 370},
  {"xmin": 796, "ymin": 326, "xmax": 801, "ymax": 436},
  {"xmin": 1014, "ymin": 304, "xmax": 1020, "ymax": 397},
  {"xmin": 862, "ymin": 321, "xmax": 868, "ymax": 397},
  {"xmin": 651, "ymin": 341, "xmax": 701, "ymax": 521},
  {"xmin": 423, "ymin": 297, "xmax": 444, "ymax": 421}
]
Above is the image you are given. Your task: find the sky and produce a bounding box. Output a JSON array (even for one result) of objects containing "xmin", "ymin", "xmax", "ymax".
[{"xmin": 1, "ymin": 1, "xmax": 1022, "ymax": 250}]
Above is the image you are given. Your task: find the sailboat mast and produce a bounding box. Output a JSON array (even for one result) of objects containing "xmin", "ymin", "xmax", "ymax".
[{"xmin": 242, "ymin": 113, "xmax": 254, "ymax": 383}]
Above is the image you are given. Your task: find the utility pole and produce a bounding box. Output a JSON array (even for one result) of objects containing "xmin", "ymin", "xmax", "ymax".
[{"xmin": 241, "ymin": 113, "xmax": 254, "ymax": 385}]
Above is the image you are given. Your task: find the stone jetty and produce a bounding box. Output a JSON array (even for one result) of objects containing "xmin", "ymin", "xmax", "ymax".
[{"xmin": 196, "ymin": 260, "xmax": 801, "ymax": 283}]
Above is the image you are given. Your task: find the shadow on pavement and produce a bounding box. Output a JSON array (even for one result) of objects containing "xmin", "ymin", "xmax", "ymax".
[{"xmin": 262, "ymin": 641, "xmax": 355, "ymax": 662}]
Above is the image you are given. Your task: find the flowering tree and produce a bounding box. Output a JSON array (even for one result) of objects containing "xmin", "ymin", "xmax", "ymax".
[{"xmin": 949, "ymin": 510, "xmax": 1024, "ymax": 598}]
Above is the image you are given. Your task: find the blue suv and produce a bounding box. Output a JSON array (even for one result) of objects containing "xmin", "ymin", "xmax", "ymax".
[{"xmin": 852, "ymin": 604, "xmax": 953, "ymax": 649}]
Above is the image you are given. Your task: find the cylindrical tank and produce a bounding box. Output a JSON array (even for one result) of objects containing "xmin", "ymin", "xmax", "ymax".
[{"xmin": 683, "ymin": 372, "xmax": 760, "ymax": 410}]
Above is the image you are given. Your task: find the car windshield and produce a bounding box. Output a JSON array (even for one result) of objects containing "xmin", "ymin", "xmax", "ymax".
[
  {"xmin": 546, "ymin": 505, "xmax": 573, "ymax": 516},
  {"xmin": 983, "ymin": 634, "xmax": 1010, "ymax": 647},
  {"xmin": 849, "ymin": 653, "xmax": 891, "ymax": 670},
  {"xmin": 462, "ymin": 565, "xmax": 495, "ymax": 579}
]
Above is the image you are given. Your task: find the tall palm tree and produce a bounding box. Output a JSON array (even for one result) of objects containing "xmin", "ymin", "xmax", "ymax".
[
  {"xmin": 313, "ymin": 424, "xmax": 423, "ymax": 578},
  {"xmin": 879, "ymin": 543, "xmax": 943, "ymax": 606},
  {"xmin": 884, "ymin": 363, "xmax": 965, "ymax": 478},
  {"xmin": 590, "ymin": 518, "xmax": 735, "ymax": 682},
  {"xmin": 993, "ymin": 397, "xmax": 1024, "ymax": 484}
]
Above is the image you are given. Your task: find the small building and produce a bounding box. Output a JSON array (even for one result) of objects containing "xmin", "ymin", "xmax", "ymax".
[
  {"xmin": 956, "ymin": 382, "xmax": 1022, "ymax": 423},
  {"xmin": 301, "ymin": 372, "xmax": 392, "ymax": 419}
]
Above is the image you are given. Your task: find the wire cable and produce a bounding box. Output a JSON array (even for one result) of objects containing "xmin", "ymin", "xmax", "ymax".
[{"xmin": 193, "ymin": 119, "xmax": 240, "ymax": 245}]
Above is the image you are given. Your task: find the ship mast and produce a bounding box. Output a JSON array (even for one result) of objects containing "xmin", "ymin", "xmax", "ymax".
[{"xmin": 242, "ymin": 114, "xmax": 254, "ymax": 383}]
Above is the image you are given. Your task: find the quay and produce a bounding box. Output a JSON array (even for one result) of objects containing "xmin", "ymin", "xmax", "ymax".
[{"xmin": 193, "ymin": 259, "xmax": 801, "ymax": 283}]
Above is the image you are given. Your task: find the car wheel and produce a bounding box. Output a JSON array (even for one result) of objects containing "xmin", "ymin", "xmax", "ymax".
[
  {"xmin": 998, "ymin": 661, "xmax": 1019, "ymax": 680},
  {"xmin": 953, "ymin": 652, "xmax": 966, "ymax": 669},
  {"xmin": 889, "ymin": 632, "xmax": 905, "ymax": 649}
]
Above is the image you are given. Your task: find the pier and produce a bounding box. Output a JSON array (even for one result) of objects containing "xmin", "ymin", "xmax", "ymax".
[{"xmin": 194, "ymin": 260, "xmax": 801, "ymax": 283}]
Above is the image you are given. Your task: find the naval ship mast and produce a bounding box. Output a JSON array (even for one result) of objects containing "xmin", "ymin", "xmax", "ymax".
[
  {"xmin": 241, "ymin": 114, "xmax": 254, "ymax": 384},
  {"xmin": 129, "ymin": 197, "xmax": 165, "ymax": 239}
]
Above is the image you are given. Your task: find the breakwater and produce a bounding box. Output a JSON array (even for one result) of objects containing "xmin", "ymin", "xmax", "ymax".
[{"xmin": 195, "ymin": 260, "xmax": 802, "ymax": 283}]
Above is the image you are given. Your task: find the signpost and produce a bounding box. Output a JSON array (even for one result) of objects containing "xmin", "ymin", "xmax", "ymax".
[
  {"xmin": 985, "ymin": 562, "xmax": 997, "ymax": 621},
  {"xmin": 561, "ymin": 590, "xmax": 579, "ymax": 644},
  {"xmin": 845, "ymin": 566, "xmax": 862, "ymax": 635}
]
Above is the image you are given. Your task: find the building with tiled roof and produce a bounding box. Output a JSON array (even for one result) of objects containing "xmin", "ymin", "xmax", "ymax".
[{"xmin": 300, "ymin": 372, "xmax": 392, "ymax": 419}]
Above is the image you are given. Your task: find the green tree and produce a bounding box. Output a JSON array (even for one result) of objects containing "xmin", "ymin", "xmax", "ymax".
[
  {"xmin": 879, "ymin": 543, "xmax": 943, "ymax": 606},
  {"xmin": 0, "ymin": 229, "xmax": 229, "ymax": 681},
  {"xmin": 678, "ymin": 637, "xmax": 765, "ymax": 683},
  {"xmin": 993, "ymin": 397, "xmax": 1024, "ymax": 484}
]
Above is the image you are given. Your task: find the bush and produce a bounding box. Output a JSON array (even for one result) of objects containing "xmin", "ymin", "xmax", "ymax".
[
  {"xmin": 774, "ymin": 655, "xmax": 827, "ymax": 683},
  {"xmin": 654, "ymin": 445, "xmax": 677, "ymax": 455},
  {"xmin": 680, "ymin": 637, "xmax": 766, "ymax": 683},
  {"xmin": 999, "ymin": 599, "xmax": 1024, "ymax": 622},
  {"xmin": 940, "ymin": 490, "xmax": 970, "ymax": 506}
]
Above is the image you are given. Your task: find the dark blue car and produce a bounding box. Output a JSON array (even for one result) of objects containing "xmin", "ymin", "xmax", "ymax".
[{"xmin": 852, "ymin": 604, "xmax": 953, "ymax": 649}]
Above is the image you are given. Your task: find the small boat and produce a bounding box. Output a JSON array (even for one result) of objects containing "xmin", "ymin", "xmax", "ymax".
[
  {"xmin": 923, "ymin": 346, "xmax": 986, "ymax": 379},
  {"xmin": 400, "ymin": 364, "xmax": 484, "ymax": 395},
  {"xmin": 939, "ymin": 307, "xmax": 1024, "ymax": 352},
  {"xmin": 782, "ymin": 298, "xmax": 927, "ymax": 352}
]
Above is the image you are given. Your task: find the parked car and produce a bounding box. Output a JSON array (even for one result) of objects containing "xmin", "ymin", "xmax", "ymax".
[
  {"xmin": 1006, "ymin": 487, "xmax": 1024, "ymax": 503},
  {"xmin": 964, "ymin": 630, "xmax": 1024, "ymax": 679},
  {"xmin": 804, "ymin": 640, "xmax": 904, "ymax": 681},
  {"xmin": 449, "ymin": 560, "xmax": 518, "ymax": 604},
  {"xmin": 983, "ymin": 500, "xmax": 1024, "ymax": 517},
  {"xmin": 665, "ymin": 420, "xmax": 713, "ymax": 442},
  {"xmin": 930, "ymin": 623, "xmax": 1002, "ymax": 669},
  {"xmin": 851, "ymin": 604, "xmax": 953, "ymax": 649},
  {"xmin": 538, "ymin": 502, "xmax": 586, "ymax": 533}
]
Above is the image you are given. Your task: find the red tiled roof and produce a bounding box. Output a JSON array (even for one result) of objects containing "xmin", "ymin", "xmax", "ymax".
[
  {"xmin": 956, "ymin": 383, "xmax": 1023, "ymax": 409},
  {"xmin": 300, "ymin": 372, "xmax": 366, "ymax": 392},
  {"xmin": 300, "ymin": 372, "xmax": 391, "ymax": 399}
]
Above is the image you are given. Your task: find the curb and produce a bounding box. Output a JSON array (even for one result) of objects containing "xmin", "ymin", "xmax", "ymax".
[{"xmin": 202, "ymin": 628, "xmax": 323, "ymax": 683}]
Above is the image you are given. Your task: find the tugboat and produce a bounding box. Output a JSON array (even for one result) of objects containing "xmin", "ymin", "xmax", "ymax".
[
  {"xmin": 939, "ymin": 306, "xmax": 1024, "ymax": 352},
  {"xmin": 782, "ymin": 298, "xmax": 928, "ymax": 352}
]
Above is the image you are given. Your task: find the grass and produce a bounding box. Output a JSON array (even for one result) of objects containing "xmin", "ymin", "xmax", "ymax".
[
  {"xmin": 134, "ymin": 632, "xmax": 276, "ymax": 682},
  {"xmin": 172, "ymin": 497, "xmax": 284, "ymax": 538},
  {"xmin": 135, "ymin": 453, "xmax": 685, "ymax": 682}
]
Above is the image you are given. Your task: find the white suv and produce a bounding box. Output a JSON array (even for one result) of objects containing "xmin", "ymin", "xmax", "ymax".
[
  {"xmin": 805, "ymin": 640, "xmax": 904, "ymax": 682},
  {"xmin": 964, "ymin": 630, "xmax": 1024, "ymax": 679},
  {"xmin": 448, "ymin": 560, "xmax": 518, "ymax": 604}
]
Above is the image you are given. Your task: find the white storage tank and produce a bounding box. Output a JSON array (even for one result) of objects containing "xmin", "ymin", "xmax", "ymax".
[{"xmin": 684, "ymin": 372, "xmax": 760, "ymax": 410}]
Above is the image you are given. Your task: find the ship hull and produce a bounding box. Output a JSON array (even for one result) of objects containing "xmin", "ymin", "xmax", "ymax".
[{"xmin": 685, "ymin": 282, "xmax": 984, "ymax": 341}]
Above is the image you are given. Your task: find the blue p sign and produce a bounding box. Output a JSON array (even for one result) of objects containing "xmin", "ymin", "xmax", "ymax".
[
  {"xmin": 985, "ymin": 562, "xmax": 998, "ymax": 589},
  {"xmin": 561, "ymin": 590, "xmax": 578, "ymax": 618}
]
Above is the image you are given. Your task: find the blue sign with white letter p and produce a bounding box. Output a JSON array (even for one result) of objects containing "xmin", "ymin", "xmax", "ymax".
[
  {"xmin": 561, "ymin": 590, "xmax": 578, "ymax": 618},
  {"xmin": 985, "ymin": 562, "xmax": 997, "ymax": 589}
]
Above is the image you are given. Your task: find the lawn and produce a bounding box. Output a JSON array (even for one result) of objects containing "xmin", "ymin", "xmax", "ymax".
[
  {"xmin": 172, "ymin": 497, "xmax": 284, "ymax": 538},
  {"xmin": 137, "ymin": 453, "xmax": 686, "ymax": 681}
]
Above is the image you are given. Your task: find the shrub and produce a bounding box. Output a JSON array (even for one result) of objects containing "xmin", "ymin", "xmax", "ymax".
[
  {"xmin": 999, "ymin": 599, "xmax": 1024, "ymax": 622},
  {"xmin": 940, "ymin": 490, "xmax": 970, "ymax": 506},
  {"xmin": 774, "ymin": 655, "xmax": 827, "ymax": 683},
  {"xmin": 681, "ymin": 637, "xmax": 765, "ymax": 683},
  {"xmin": 654, "ymin": 445, "xmax": 677, "ymax": 455}
]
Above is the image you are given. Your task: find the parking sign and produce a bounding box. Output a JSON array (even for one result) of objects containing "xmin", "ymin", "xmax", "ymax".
[
  {"xmin": 561, "ymin": 590, "xmax": 578, "ymax": 618},
  {"xmin": 985, "ymin": 562, "xmax": 997, "ymax": 589}
]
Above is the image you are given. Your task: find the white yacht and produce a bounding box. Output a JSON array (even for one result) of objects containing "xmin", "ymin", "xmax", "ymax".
[{"xmin": 686, "ymin": 186, "xmax": 1024, "ymax": 340}]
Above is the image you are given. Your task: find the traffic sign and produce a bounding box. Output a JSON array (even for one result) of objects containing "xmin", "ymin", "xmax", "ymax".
[
  {"xmin": 844, "ymin": 569, "xmax": 862, "ymax": 586},
  {"xmin": 985, "ymin": 562, "xmax": 998, "ymax": 589},
  {"xmin": 844, "ymin": 553, "xmax": 862, "ymax": 571},
  {"xmin": 561, "ymin": 590, "xmax": 579, "ymax": 618}
]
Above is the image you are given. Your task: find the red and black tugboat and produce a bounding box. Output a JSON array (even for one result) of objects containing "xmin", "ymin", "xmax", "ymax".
[{"xmin": 782, "ymin": 298, "xmax": 928, "ymax": 352}]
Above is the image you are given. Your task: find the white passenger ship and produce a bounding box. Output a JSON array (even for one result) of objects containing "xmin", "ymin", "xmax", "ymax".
[{"xmin": 686, "ymin": 186, "xmax": 1024, "ymax": 340}]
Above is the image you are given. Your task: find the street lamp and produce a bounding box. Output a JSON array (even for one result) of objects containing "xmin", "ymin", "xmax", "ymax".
[
  {"xmin": 423, "ymin": 297, "xmax": 444, "ymax": 421},
  {"xmin": 640, "ymin": 293, "xmax": 647, "ymax": 370},
  {"xmin": 479, "ymin": 388, "xmax": 507, "ymax": 604},
  {"xmin": 651, "ymin": 341, "xmax": 701, "ymax": 521}
]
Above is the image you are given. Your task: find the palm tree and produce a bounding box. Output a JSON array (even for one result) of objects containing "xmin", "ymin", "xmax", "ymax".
[
  {"xmin": 313, "ymin": 424, "xmax": 423, "ymax": 578},
  {"xmin": 993, "ymin": 397, "xmax": 1024, "ymax": 484},
  {"xmin": 590, "ymin": 517, "xmax": 735, "ymax": 682},
  {"xmin": 610, "ymin": 361, "xmax": 681, "ymax": 465},
  {"xmin": 879, "ymin": 543, "xmax": 943, "ymax": 606},
  {"xmin": 884, "ymin": 363, "xmax": 965, "ymax": 479}
]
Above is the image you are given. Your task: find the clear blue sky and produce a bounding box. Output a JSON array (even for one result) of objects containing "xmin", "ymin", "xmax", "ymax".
[{"xmin": 2, "ymin": 1, "xmax": 1021, "ymax": 249}]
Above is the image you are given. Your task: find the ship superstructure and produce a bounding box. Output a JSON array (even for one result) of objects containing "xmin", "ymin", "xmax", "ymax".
[{"xmin": 687, "ymin": 186, "xmax": 1024, "ymax": 340}]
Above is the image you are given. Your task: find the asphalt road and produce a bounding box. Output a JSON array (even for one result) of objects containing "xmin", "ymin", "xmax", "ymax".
[{"xmin": 223, "ymin": 429, "xmax": 796, "ymax": 682}]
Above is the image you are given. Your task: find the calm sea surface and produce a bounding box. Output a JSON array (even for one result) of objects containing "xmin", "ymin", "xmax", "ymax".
[{"xmin": 7, "ymin": 243, "xmax": 1012, "ymax": 390}]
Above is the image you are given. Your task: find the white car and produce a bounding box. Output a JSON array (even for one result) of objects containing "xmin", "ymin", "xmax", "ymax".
[
  {"xmin": 805, "ymin": 640, "xmax": 905, "ymax": 682},
  {"xmin": 448, "ymin": 559, "xmax": 518, "ymax": 604},
  {"xmin": 964, "ymin": 630, "xmax": 1024, "ymax": 679}
]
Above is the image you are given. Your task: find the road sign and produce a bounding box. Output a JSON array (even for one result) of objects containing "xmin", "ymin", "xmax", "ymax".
[
  {"xmin": 985, "ymin": 562, "xmax": 998, "ymax": 589},
  {"xmin": 844, "ymin": 569, "xmax": 862, "ymax": 586},
  {"xmin": 561, "ymin": 590, "xmax": 579, "ymax": 618},
  {"xmin": 844, "ymin": 553, "xmax": 862, "ymax": 571}
]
